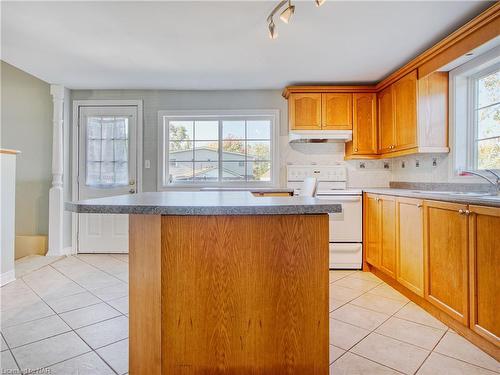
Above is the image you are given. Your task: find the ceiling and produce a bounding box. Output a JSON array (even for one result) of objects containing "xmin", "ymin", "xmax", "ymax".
[{"xmin": 0, "ymin": 1, "xmax": 494, "ymax": 90}]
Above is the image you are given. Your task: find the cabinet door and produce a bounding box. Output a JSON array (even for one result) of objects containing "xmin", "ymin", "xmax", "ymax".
[
  {"xmin": 364, "ymin": 193, "xmax": 381, "ymax": 267},
  {"xmin": 424, "ymin": 200, "xmax": 469, "ymax": 325},
  {"xmin": 469, "ymin": 205, "xmax": 500, "ymax": 345},
  {"xmin": 289, "ymin": 93, "xmax": 322, "ymax": 130},
  {"xmin": 352, "ymin": 93, "xmax": 377, "ymax": 154},
  {"xmin": 322, "ymin": 93, "xmax": 352, "ymax": 130},
  {"xmin": 378, "ymin": 86, "xmax": 395, "ymax": 153},
  {"xmin": 393, "ymin": 70, "xmax": 418, "ymax": 151},
  {"xmin": 396, "ymin": 197, "xmax": 424, "ymax": 296},
  {"xmin": 379, "ymin": 195, "xmax": 396, "ymax": 278}
]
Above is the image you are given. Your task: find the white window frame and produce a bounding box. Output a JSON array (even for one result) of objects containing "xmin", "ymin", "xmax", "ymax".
[
  {"xmin": 157, "ymin": 109, "xmax": 280, "ymax": 190},
  {"xmin": 448, "ymin": 46, "xmax": 500, "ymax": 181}
]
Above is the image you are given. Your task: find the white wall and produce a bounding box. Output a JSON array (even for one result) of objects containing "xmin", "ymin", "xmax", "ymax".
[
  {"xmin": 0, "ymin": 61, "xmax": 53, "ymax": 236},
  {"xmin": 71, "ymin": 89, "xmax": 392, "ymax": 189}
]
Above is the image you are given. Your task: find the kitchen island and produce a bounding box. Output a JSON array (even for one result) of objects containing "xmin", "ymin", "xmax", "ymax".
[{"xmin": 66, "ymin": 191, "xmax": 341, "ymax": 375}]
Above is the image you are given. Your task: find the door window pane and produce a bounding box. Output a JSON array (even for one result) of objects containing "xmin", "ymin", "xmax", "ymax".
[{"xmin": 85, "ymin": 116, "xmax": 129, "ymax": 186}]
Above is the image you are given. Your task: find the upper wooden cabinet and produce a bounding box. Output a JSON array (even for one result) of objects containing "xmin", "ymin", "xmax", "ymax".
[
  {"xmin": 289, "ymin": 93, "xmax": 322, "ymax": 130},
  {"xmin": 322, "ymin": 93, "xmax": 353, "ymax": 130},
  {"xmin": 346, "ymin": 93, "xmax": 377, "ymax": 157},
  {"xmin": 423, "ymin": 200, "xmax": 469, "ymax": 325},
  {"xmin": 288, "ymin": 92, "xmax": 352, "ymax": 130},
  {"xmin": 392, "ymin": 70, "xmax": 418, "ymax": 151},
  {"xmin": 375, "ymin": 70, "xmax": 448, "ymax": 157},
  {"xmin": 284, "ymin": 71, "xmax": 448, "ymax": 159},
  {"xmin": 378, "ymin": 86, "xmax": 394, "ymax": 153},
  {"xmin": 468, "ymin": 205, "xmax": 500, "ymax": 345}
]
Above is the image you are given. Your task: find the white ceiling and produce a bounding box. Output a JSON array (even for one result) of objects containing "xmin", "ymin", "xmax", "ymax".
[{"xmin": 0, "ymin": 1, "xmax": 494, "ymax": 90}]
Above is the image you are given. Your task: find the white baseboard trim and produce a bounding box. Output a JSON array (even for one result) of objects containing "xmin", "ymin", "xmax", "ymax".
[{"xmin": 0, "ymin": 270, "xmax": 16, "ymax": 286}]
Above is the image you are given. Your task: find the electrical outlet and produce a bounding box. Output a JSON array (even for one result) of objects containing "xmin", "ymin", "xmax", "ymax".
[
  {"xmin": 401, "ymin": 161, "xmax": 406, "ymax": 168},
  {"xmin": 432, "ymin": 158, "xmax": 438, "ymax": 167},
  {"xmin": 383, "ymin": 162, "xmax": 390, "ymax": 169},
  {"xmin": 359, "ymin": 162, "xmax": 366, "ymax": 169},
  {"xmin": 415, "ymin": 159, "xmax": 420, "ymax": 168}
]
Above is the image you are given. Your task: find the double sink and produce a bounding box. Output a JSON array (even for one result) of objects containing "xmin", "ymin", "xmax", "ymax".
[{"xmin": 411, "ymin": 190, "xmax": 499, "ymax": 201}]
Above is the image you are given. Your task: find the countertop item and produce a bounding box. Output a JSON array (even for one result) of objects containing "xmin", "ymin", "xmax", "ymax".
[
  {"xmin": 65, "ymin": 191, "xmax": 342, "ymax": 215},
  {"xmin": 363, "ymin": 188, "xmax": 500, "ymax": 207}
]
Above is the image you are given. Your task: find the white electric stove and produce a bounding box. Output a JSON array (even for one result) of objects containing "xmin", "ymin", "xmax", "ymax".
[{"xmin": 287, "ymin": 165, "xmax": 362, "ymax": 269}]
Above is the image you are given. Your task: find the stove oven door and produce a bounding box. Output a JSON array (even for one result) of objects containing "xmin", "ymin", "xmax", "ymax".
[{"xmin": 316, "ymin": 195, "xmax": 362, "ymax": 242}]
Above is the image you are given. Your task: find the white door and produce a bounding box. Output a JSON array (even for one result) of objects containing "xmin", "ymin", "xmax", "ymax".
[{"xmin": 78, "ymin": 106, "xmax": 138, "ymax": 253}]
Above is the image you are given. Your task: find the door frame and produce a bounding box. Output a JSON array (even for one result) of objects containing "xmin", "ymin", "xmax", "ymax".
[{"xmin": 71, "ymin": 100, "xmax": 143, "ymax": 253}]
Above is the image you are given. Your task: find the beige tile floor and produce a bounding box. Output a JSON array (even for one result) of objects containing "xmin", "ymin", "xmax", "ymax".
[{"xmin": 1, "ymin": 255, "xmax": 498, "ymax": 374}]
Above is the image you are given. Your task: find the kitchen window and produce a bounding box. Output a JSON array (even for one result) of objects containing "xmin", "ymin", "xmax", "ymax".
[
  {"xmin": 471, "ymin": 67, "xmax": 500, "ymax": 169},
  {"xmin": 158, "ymin": 110, "xmax": 279, "ymax": 189},
  {"xmin": 449, "ymin": 48, "xmax": 500, "ymax": 178}
]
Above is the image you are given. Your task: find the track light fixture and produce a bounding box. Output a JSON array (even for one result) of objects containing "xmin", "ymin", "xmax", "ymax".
[
  {"xmin": 266, "ymin": 0, "xmax": 325, "ymax": 39},
  {"xmin": 268, "ymin": 19, "xmax": 278, "ymax": 39},
  {"xmin": 279, "ymin": 1, "xmax": 295, "ymax": 24}
]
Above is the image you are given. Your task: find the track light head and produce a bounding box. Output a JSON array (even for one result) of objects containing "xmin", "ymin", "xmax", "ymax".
[
  {"xmin": 268, "ymin": 19, "xmax": 278, "ymax": 39},
  {"xmin": 315, "ymin": 0, "xmax": 326, "ymax": 7},
  {"xmin": 280, "ymin": 2, "xmax": 295, "ymax": 23}
]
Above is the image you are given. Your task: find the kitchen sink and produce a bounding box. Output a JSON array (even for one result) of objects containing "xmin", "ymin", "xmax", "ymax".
[{"xmin": 411, "ymin": 191, "xmax": 495, "ymax": 197}]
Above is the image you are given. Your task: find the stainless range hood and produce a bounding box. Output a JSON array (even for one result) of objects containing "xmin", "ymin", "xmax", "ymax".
[{"xmin": 288, "ymin": 130, "xmax": 352, "ymax": 143}]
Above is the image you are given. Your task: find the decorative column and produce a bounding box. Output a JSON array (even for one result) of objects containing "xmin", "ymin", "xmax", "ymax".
[{"xmin": 47, "ymin": 85, "xmax": 65, "ymax": 256}]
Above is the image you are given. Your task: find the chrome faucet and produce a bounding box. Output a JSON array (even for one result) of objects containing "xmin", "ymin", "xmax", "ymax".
[{"xmin": 460, "ymin": 169, "xmax": 500, "ymax": 195}]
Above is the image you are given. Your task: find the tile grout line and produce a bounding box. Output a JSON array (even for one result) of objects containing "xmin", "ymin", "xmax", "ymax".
[
  {"xmin": 10, "ymin": 261, "xmax": 125, "ymax": 374},
  {"xmin": 411, "ymin": 327, "xmax": 448, "ymax": 375},
  {"xmin": 1, "ymin": 331, "xmax": 22, "ymax": 373}
]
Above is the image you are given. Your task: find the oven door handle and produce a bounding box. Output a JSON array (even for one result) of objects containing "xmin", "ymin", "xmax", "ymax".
[{"xmin": 316, "ymin": 196, "xmax": 361, "ymax": 202}]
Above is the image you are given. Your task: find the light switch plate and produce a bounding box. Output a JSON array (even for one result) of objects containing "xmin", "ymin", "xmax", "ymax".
[{"xmin": 144, "ymin": 160, "xmax": 151, "ymax": 169}]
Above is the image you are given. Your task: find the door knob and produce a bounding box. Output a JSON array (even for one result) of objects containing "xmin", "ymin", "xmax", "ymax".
[
  {"xmin": 129, "ymin": 179, "xmax": 135, "ymax": 186},
  {"xmin": 129, "ymin": 189, "xmax": 136, "ymax": 194}
]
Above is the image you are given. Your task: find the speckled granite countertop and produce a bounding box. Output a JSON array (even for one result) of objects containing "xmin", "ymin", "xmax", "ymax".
[
  {"xmin": 65, "ymin": 191, "xmax": 341, "ymax": 215},
  {"xmin": 363, "ymin": 188, "xmax": 500, "ymax": 207}
]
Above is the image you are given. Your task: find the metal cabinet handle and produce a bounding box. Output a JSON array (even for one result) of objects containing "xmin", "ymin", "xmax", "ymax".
[
  {"xmin": 465, "ymin": 210, "xmax": 472, "ymax": 216},
  {"xmin": 458, "ymin": 209, "xmax": 464, "ymax": 215},
  {"xmin": 354, "ymin": 148, "xmax": 358, "ymax": 152},
  {"xmin": 416, "ymin": 204, "xmax": 422, "ymax": 208}
]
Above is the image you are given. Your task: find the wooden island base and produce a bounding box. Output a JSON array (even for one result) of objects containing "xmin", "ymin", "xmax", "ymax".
[{"xmin": 129, "ymin": 214, "xmax": 329, "ymax": 375}]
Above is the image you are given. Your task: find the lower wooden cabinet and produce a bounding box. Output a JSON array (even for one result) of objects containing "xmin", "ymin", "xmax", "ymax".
[
  {"xmin": 396, "ymin": 197, "xmax": 424, "ymax": 296},
  {"xmin": 364, "ymin": 193, "xmax": 499, "ymax": 349},
  {"xmin": 379, "ymin": 195, "xmax": 396, "ymax": 278},
  {"xmin": 423, "ymin": 200, "xmax": 469, "ymax": 325},
  {"xmin": 469, "ymin": 205, "xmax": 500, "ymax": 345},
  {"xmin": 363, "ymin": 194, "xmax": 396, "ymax": 277},
  {"xmin": 364, "ymin": 193, "xmax": 381, "ymax": 267}
]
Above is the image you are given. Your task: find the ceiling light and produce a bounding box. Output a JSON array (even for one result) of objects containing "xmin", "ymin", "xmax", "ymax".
[
  {"xmin": 268, "ymin": 19, "xmax": 278, "ymax": 39},
  {"xmin": 315, "ymin": 0, "xmax": 326, "ymax": 7},
  {"xmin": 280, "ymin": 1, "xmax": 295, "ymax": 24}
]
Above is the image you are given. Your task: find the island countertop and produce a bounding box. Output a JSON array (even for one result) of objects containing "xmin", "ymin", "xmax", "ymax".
[{"xmin": 65, "ymin": 191, "xmax": 342, "ymax": 215}]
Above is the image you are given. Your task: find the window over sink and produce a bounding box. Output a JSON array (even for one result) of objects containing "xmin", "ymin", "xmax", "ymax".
[
  {"xmin": 449, "ymin": 47, "xmax": 500, "ymax": 179},
  {"xmin": 158, "ymin": 110, "xmax": 279, "ymax": 189}
]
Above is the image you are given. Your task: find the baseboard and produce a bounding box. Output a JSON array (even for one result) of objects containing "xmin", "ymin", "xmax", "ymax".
[{"xmin": 0, "ymin": 270, "xmax": 16, "ymax": 286}]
